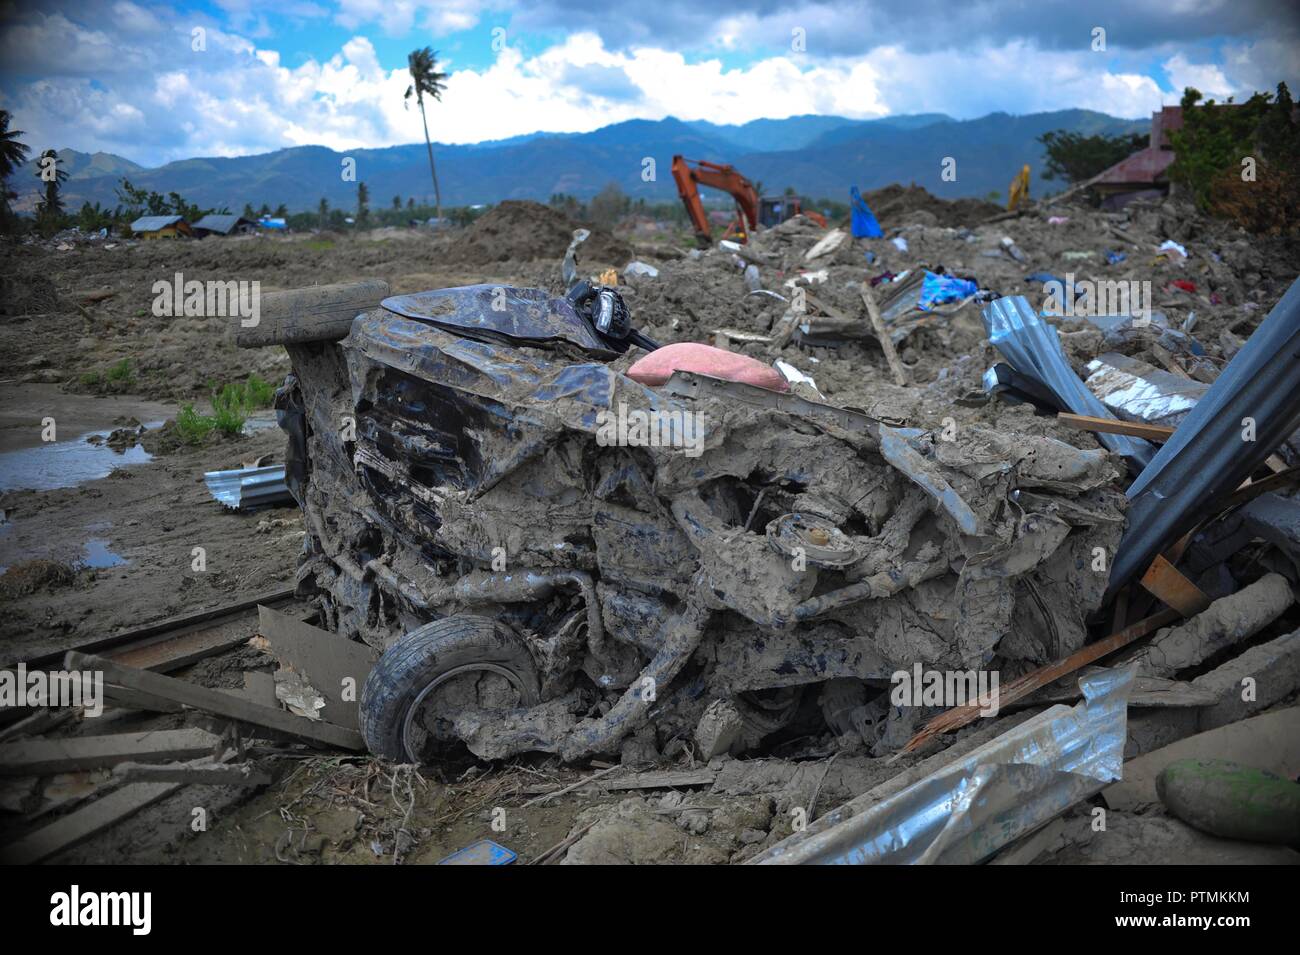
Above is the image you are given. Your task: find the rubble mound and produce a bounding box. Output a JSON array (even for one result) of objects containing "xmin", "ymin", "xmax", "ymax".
[
  {"xmin": 0, "ymin": 271, "xmax": 63, "ymax": 319},
  {"xmin": 445, "ymin": 200, "xmax": 633, "ymax": 266},
  {"xmin": 863, "ymin": 184, "xmax": 1003, "ymax": 228}
]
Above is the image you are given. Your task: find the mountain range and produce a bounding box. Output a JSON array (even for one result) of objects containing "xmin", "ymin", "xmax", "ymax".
[{"xmin": 13, "ymin": 109, "xmax": 1147, "ymax": 214}]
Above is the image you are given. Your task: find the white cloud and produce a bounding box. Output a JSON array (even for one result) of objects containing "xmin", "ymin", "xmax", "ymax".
[
  {"xmin": 1163, "ymin": 54, "xmax": 1235, "ymax": 99},
  {"xmin": 2, "ymin": 7, "xmax": 1295, "ymax": 167}
]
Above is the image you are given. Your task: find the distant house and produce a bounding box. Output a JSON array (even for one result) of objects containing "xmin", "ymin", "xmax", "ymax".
[
  {"xmin": 1091, "ymin": 106, "xmax": 1185, "ymax": 209},
  {"xmin": 129, "ymin": 215, "xmax": 192, "ymax": 239},
  {"xmin": 193, "ymin": 214, "xmax": 258, "ymax": 237},
  {"xmin": 257, "ymin": 217, "xmax": 287, "ymax": 231}
]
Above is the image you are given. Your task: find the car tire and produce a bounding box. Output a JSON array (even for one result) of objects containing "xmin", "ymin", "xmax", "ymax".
[{"xmin": 360, "ymin": 615, "xmax": 540, "ymax": 762}]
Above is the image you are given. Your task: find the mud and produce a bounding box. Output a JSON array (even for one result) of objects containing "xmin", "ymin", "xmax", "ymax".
[{"xmin": 442, "ymin": 199, "xmax": 633, "ymax": 268}]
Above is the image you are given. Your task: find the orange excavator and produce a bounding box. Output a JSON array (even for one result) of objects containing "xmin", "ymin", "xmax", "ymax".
[{"xmin": 671, "ymin": 154, "xmax": 826, "ymax": 247}]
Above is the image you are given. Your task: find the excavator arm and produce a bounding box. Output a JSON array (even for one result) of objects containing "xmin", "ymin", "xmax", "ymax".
[{"xmin": 672, "ymin": 155, "xmax": 760, "ymax": 246}]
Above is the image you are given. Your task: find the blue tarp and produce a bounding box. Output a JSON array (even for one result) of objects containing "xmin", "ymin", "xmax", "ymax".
[
  {"xmin": 850, "ymin": 186, "xmax": 883, "ymax": 238},
  {"xmin": 918, "ymin": 271, "xmax": 978, "ymax": 310}
]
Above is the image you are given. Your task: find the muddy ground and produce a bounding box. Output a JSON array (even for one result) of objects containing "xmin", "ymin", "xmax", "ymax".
[{"xmin": 2, "ymin": 191, "xmax": 1299, "ymax": 864}]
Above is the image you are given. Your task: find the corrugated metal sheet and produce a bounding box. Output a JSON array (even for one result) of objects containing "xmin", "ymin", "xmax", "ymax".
[
  {"xmin": 203, "ymin": 465, "xmax": 291, "ymax": 510},
  {"xmin": 130, "ymin": 215, "xmax": 185, "ymax": 233},
  {"xmin": 1107, "ymin": 276, "xmax": 1300, "ymax": 597},
  {"xmin": 752, "ymin": 665, "xmax": 1136, "ymax": 864},
  {"xmin": 193, "ymin": 214, "xmax": 252, "ymax": 234},
  {"xmin": 982, "ymin": 296, "xmax": 1156, "ymax": 470}
]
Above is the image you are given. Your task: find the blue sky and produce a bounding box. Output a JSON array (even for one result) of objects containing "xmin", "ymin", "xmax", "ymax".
[{"xmin": 1, "ymin": 0, "xmax": 1297, "ymax": 166}]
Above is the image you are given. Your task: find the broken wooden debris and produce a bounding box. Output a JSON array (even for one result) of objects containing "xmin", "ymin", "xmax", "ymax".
[
  {"xmin": 1, "ymin": 780, "xmax": 182, "ymax": 865},
  {"xmin": 861, "ymin": 281, "xmax": 907, "ymax": 387},
  {"xmin": 256, "ymin": 605, "xmax": 377, "ymax": 729},
  {"xmin": 64, "ymin": 651, "xmax": 364, "ymax": 751},
  {"xmin": 1137, "ymin": 554, "xmax": 1212, "ymax": 617},
  {"xmin": 1057, "ymin": 412, "xmax": 1175, "ymax": 442},
  {"xmin": 0, "ymin": 728, "xmax": 222, "ymax": 776},
  {"xmin": 0, "ymin": 706, "xmax": 78, "ymax": 744},
  {"xmin": 903, "ymin": 607, "xmax": 1180, "ymax": 752},
  {"xmin": 113, "ymin": 758, "xmax": 271, "ymax": 787}
]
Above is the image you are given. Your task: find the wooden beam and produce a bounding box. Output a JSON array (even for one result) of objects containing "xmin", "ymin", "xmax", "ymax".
[
  {"xmin": 1056, "ymin": 413, "xmax": 1174, "ymax": 442},
  {"xmin": 1138, "ymin": 554, "xmax": 1213, "ymax": 617},
  {"xmin": 64, "ymin": 652, "xmax": 364, "ymax": 751},
  {"xmin": 860, "ymin": 282, "xmax": 907, "ymax": 387},
  {"xmin": 114, "ymin": 760, "xmax": 271, "ymax": 787},
  {"xmin": 1, "ymin": 781, "xmax": 181, "ymax": 864},
  {"xmin": 903, "ymin": 607, "xmax": 1181, "ymax": 753},
  {"xmin": 0, "ymin": 728, "xmax": 222, "ymax": 776}
]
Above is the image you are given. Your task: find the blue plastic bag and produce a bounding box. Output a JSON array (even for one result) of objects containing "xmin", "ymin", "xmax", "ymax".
[
  {"xmin": 850, "ymin": 185, "xmax": 883, "ymax": 238},
  {"xmin": 919, "ymin": 271, "xmax": 978, "ymax": 310}
]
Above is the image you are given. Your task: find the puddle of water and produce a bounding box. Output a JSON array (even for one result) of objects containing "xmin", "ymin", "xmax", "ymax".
[
  {"xmin": 0, "ymin": 426, "xmax": 159, "ymax": 492},
  {"xmin": 81, "ymin": 538, "xmax": 127, "ymax": 569}
]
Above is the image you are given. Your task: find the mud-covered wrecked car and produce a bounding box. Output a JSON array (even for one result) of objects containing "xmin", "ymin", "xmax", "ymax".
[{"xmin": 255, "ymin": 281, "xmax": 1127, "ymax": 765}]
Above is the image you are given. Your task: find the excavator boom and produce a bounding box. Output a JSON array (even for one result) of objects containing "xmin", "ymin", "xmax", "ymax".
[{"xmin": 672, "ymin": 155, "xmax": 760, "ymax": 246}]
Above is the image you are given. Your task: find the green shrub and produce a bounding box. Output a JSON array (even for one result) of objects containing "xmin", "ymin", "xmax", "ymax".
[
  {"xmin": 105, "ymin": 358, "xmax": 134, "ymax": 384},
  {"xmin": 175, "ymin": 403, "xmax": 215, "ymax": 444},
  {"xmin": 174, "ymin": 374, "xmax": 275, "ymax": 444}
]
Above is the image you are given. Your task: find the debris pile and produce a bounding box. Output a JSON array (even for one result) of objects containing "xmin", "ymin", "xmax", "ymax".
[
  {"xmin": 5, "ymin": 184, "xmax": 1300, "ymax": 866},
  {"xmin": 442, "ymin": 199, "xmax": 633, "ymax": 267}
]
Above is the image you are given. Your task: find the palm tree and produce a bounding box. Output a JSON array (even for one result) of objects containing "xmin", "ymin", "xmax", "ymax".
[
  {"xmin": 34, "ymin": 149, "xmax": 68, "ymax": 236},
  {"xmin": 404, "ymin": 47, "xmax": 448, "ymax": 222},
  {"xmin": 35, "ymin": 149, "xmax": 67, "ymax": 212},
  {"xmin": 0, "ymin": 110, "xmax": 31, "ymax": 222},
  {"xmin": 356, "ymin": 181, "xmax": 369, "ymax": 226},
  {"xmin": 318, "ymin": 197, "xmax": 328, "ymax": 229}
]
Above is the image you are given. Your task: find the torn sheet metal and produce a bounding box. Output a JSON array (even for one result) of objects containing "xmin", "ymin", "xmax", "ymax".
[
  {"xmin": 1084, "ymin": 352, "xmax": 1207, "ymax": 428},
  {"xmin": 1109, "ymin": 277, "xmax": 1300, "ymax": 596},
  {"xmin": 752, "ymin": 665, "xmax": 1136, "ymax": 864},
  {"xmin": 983, "ymin": 296, "xmax": 1155, "ymax": 470},
  {"xmin": 203, "ymin": 464, "xmax": 292, "ymax": 510}
]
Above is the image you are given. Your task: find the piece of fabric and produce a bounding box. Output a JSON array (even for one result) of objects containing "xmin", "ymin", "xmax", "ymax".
[{"xmin": 628, "ymin": 342, "xmax": 789, "ymax": 392}]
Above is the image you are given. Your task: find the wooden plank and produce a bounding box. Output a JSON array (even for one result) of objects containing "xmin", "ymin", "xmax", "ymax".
[
  {"xmin": 0, "ymin": 728, "xmax": 221, "ymax": 776},
  {"xmin": 11, "ymin": 587, "xmax": 295, "ymax": 671},
  {"xmin": 903, "ymin": 607, "xmax": 1181, "ymax": 752},
  {"xmin": 1138, "ymin": 554, "xmax": 1213, "ymax": 617},
  {"xmin": 114, "ymin": 760, "xmax": 271, "ymax": 787},
  {"xmin": 257, "ymin": 606, "xmax": 377, "ymax": 730},
  {"xmin": 1, "ymin": 781, "xmax": 180, "ymax": 864},
  {"xmin": 64, "ymin": 652, "xmax": 364, "ymax": 751},
  {"xmin": 101, "ymin": 682, "xmax": 183, "ymax": 714},
  {"xmin": 861, "ymin": 282, "xmax": 907, "ymax": 387},
  {"xmin": 1057, "ymin": 413, "xmax": 1175, "ymax": 442}
]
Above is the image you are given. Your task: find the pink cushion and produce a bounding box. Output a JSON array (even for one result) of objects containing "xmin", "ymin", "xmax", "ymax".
[{"xmin": 628, "ymin": 342, "xmax": 789, "ymax": 392}]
